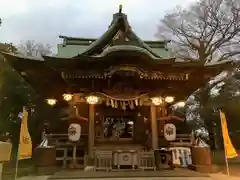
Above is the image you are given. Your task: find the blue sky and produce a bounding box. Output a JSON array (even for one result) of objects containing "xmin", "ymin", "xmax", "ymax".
[{"xmin": 0, "ymin": 0, "xmax": 197, "ymax": 50}]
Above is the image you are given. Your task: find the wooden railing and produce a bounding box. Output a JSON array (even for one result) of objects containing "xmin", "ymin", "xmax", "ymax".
[
  {"xmin": 42, "ymin": 133, "xmax": 191, "ymax": 169},
  {"xmin": 94, "ymin": 151, "xmax": 112, "ymax": 171},
  {"xmin": 46, "ymin": 133, "xmax": 87, "ymax": 168},
  {"xmin": 138, "ymin": 151, "xmax": 156, "ymax": 170},
  {"xmin": 55, "ymin": 147, "xmax": 87, "ymax": 168},
  {"xmin": 93, "ymin": 149, "xmax": 156, "ymax": 171}
]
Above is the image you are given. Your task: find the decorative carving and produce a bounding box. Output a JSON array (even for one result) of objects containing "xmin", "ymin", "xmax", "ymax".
[
  {"xmin": 112, "ymin": 83, "xmax": 134, "ymax": 94},
  {"xmin": 62, "ymin": 66, "xmax": 188, "ymax": 81},
  {"xmin": 123, "ymin": 155, "xmax": 129, "ymax": 161},
  {"xmin": 106, "ymin": 66, "xmax": 147, "ymax": 77}
]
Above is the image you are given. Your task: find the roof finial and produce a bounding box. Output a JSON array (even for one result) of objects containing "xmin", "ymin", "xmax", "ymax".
[{"xmin": 119, "ymin": 4, "xmax": 123, "ymax": 13}]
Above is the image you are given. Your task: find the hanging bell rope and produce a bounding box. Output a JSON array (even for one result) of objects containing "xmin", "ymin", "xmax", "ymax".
[{"xmin": 95, "ymin": 92, "xmax": 148, "ymax": 109}]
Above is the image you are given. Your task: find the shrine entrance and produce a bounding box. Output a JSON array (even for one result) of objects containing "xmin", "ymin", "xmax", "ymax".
[
  {"xmin": 103, "ymin": 115, "xmax": 134, "ymax": 140},
  {"xmin": 93, "ymin": 103, "xmax": 147, "ymax": 150}
]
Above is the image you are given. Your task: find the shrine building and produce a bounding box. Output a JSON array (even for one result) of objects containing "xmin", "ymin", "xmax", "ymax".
[{"xmin": 2, "ymin": 6, "xmax": 232, "ymax": 171}]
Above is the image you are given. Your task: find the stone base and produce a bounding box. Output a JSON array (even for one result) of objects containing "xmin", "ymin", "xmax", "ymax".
[
  {"xmin": 84, "ymin": 166, "xmax": 95, "ymax": 172},
  {"xmin": 69, "ymin": 163, "xmax": 84, "ymax": 169},
  {"xmin": 34, "ymin": 166, "xmax": 59, "ymax": 175},
  {"xmin": 49, "ymin": 169, "xmax": 210, "ymax": 179},
  {"xmin": 87, "ymin": 157, "xmax": 94, "ymax": 166},
  {"xmin": 188, "ymin": 164, "xmax": 212, "ymax": 173}
]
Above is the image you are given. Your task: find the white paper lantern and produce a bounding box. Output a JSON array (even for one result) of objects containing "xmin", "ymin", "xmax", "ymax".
[
  {"xmin": 164, "ymin": 123, "xmax": 176, "ymax": 141},
  {"xmin": 68, "ymin": 123, "xmax": 81, "ymax": 142}
]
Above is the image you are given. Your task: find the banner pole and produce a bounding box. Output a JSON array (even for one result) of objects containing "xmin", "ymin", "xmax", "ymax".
[
  {"xmin": 15, "ymin": 108, "xmax": 23, "ymax": 180},
  {"xmin": 14, "ymin": 145, "xmax": 19, "ymax": 180},
  {"xmin": 220, "ymin": 109, "xmax": 230, "ymax": 176},
  {"xmin": 223, "ymin": 141, "xmax": 230, "ymax": 176}
]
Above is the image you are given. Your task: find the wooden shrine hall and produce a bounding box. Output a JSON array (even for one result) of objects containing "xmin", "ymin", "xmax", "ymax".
[{"xmin": 2, "ymin": 5, "xmax": 232, "ymax": 171}]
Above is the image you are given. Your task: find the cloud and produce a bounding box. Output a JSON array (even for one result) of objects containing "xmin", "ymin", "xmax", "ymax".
[{"xmin": 0, "ymin": 0, "xmax": 197, "ymax": 52}]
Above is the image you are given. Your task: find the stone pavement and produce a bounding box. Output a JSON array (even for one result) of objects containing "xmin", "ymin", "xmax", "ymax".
[
  {"xmin": 17, "ymin": 176, "xmax": 49, "ymax": 180},
  {"xmin": 16, "ymin": 174, "xmax": 239, "ymax": 180},
  {"xmin": 48, "ymin": 169, "xmax": 209, "ymax": 179},
  {"xmin": 210, "ymin": 173, "xmax": 240, "ymax": 180}
]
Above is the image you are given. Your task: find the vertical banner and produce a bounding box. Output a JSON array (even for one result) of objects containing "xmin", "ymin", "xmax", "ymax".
[
  {"xmin": 18, "ymin": 107, "xmax": 32, "ymax": 160},
  {"xmin": 219, "ymin": 110, "xmax": 238, "ymax": 159}
]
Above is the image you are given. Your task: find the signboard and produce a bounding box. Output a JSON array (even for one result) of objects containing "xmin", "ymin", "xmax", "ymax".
[
  {"xmin": 164, "ymin": 123, "xmax": 176, "ymax": 141},
  {"xmin": 68, "ymin": 123, "xmax": 81, "ymax": 142}
]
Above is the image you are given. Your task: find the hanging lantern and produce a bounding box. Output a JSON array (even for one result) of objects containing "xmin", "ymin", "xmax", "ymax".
[
  {"xmin": 106, "ymin": 97, "xmax": 110, "ymax": 106},
  {"xmin": 164, "ymin": 123, "xmax": 176, "ymax": 141},
  {"xmin": 176, "ymin": 101, "xmax": 186, "ymax": 107},
  {"xmin": 46, "ymin": 99, "xmax": 57, "ymax": 106},
  {"xmin": 110, "ymin": 99, "xmax": 114, "ymax": 107},
  {"xmin": 86, "ymin": 95, "xmax": 99, "ymax": 104},
  {"xmin": 63, "ymin": 93, "xmax": 73, "ymax": 101},
  {"xmin": 68, "ymin": 123, "xmax": 81, "ymax": 142},
  {"xmin": 135, "ymin": 99, "xmax": 139, "ymax": 106},
  {"xmin": 165, "ymin": 96, "xmax": 175, "ymax": 103},
  {"xmin": 151, "ymin": 97, "xmax": 163, "ymax": 106}
]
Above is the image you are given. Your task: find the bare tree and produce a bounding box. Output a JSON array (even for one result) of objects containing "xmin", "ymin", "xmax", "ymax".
[
  {"xmin": 18, "ymin": 40, "xmax": 52, "ymax": 57},
  {"xmin": 0, "ymin": 43, "xmax": 18, "ymax": 54},
  {"xmin": 156, "ymin": 0, "xmax": 240, "ymax": 63}
]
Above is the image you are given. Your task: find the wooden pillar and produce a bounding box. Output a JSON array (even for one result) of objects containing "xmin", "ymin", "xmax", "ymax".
[
  {"xmin": 100, "ymin": 116, "xmax": 104, "ymax": 140},
  {"xmin": 150, "ymin": 104, "xmax": 158, "ymax": 149},
  {"xmin": 88, "ymin": 104, "xmax": 95, "ymax": 158},
  {"xmin": 0, "ymin": 163, "xmax": 2, "ymax": 180},
  {"xmin": 159, "ymin": 107, "xmax": 167, "ymax": 136}
]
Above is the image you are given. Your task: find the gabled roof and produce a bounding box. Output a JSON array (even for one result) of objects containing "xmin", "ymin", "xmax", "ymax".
[
  {"xmin": 73, "ymin": 6, "xmax": 162, "ymax": 59},
  {"xmin": 58, "ymin": 36, "xmax": 171, "ymax": 58},
  {"xmin": 59, "ymin": 35, "xmax": 168, "ymax": 48}
]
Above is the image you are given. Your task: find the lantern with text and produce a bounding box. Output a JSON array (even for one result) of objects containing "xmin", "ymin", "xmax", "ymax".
[
  {"xmin": 86, "ymin": 95, "xmax": 99, "ymax": 104},
  {"xmin": 46, "ymin": 99, "xmax": 57, "ymax": 106},
  {"xmin": 63, "ymin": 93, "xmax": 73, "ymax": 101},
  {"xmin": 68, "ymin": 123, "xmax": 81, "ymax": 142},
  {"xmin": 151, "ymin": 97, "xmax": 163, "ymax": 106},
  {"xmin": 164, "ymin": 123, "xmax": 176, "ymax": 141}
]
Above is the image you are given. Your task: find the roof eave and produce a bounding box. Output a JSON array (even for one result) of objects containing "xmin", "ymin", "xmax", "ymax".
[{"xmin": 59, "ymin": 35, "xmax": 96, "ymax": 42}]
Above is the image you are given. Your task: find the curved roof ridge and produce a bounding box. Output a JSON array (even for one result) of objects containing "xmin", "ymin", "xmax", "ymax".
[
  {"xmin": 1, "ymin": 52, "xmax": 44, "ymax": 61},
  {"xmin": 91, "ymin": 45, "xmax": 162, "ymax": 60},
  {"xmin": 128, "ymin": 29, "xmax": 162, "ymax": 58},
  {"xmin": 80, "ymin": 14, "xmax": 122, "ymax": 56},
  {"xmin": 76, "ymin": 10, "xmax": 162, "ymax": 59}
]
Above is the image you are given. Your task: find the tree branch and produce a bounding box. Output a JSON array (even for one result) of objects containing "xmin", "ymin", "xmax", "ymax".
[{"xmin": 157, "ymin": 0, "xmax": 240, "ymax": 63}]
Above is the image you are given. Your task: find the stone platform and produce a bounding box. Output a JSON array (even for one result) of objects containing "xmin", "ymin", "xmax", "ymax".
[{"xmin": 48, "ymin": 169, "xmax": 209, "ymax": 179}]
